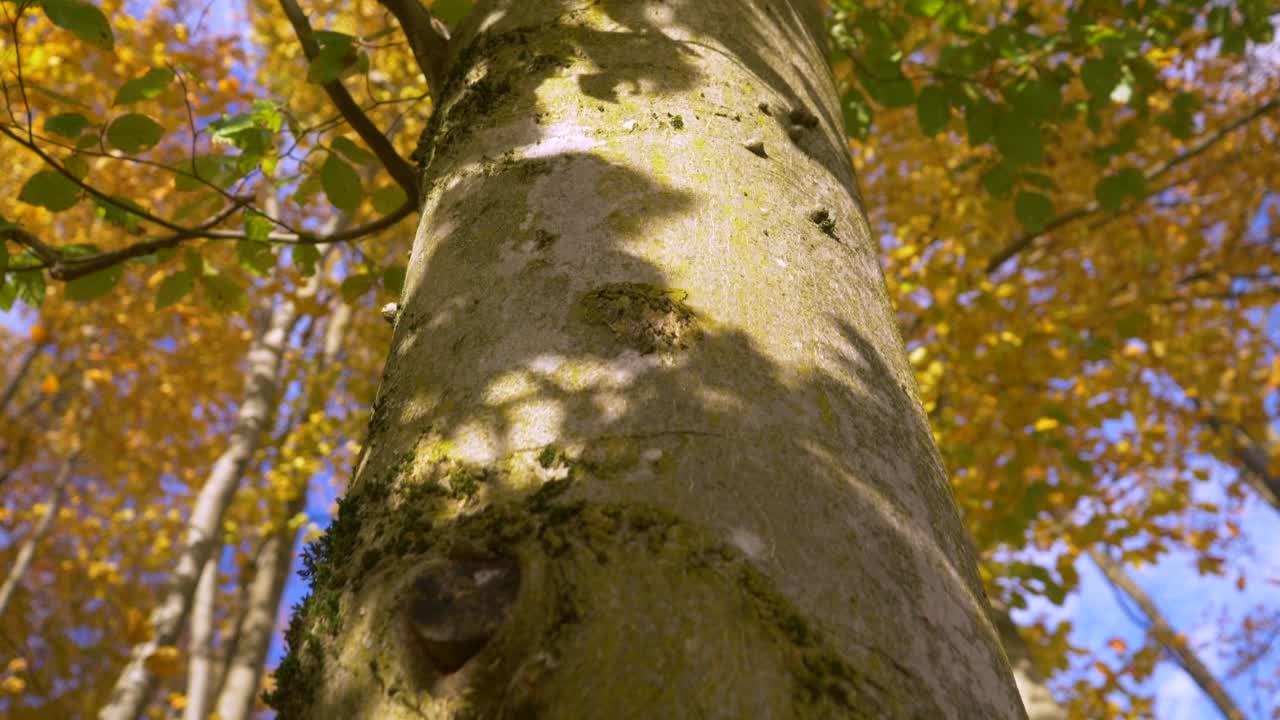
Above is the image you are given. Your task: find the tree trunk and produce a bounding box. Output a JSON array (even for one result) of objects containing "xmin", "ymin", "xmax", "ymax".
[
  {"xmin": 0, "ymin": 449, "xmax": 77, "ymax": 619},
  {"xmin": 101, "ymin": 298, "xmax": 299, "ymax": 720},
  {"xmin": 1087, "ymin": 548, "xmax": 1245, "ymax": 720},
  {"xmin": 270, "ymin": 1, "xmax": 1024, "ymax": 717},
  {"xmin": 214, "ymin": 292, "xmax": 353, "ymax": 720},
  {"xmin": 0, "ymin": 342, "xmax": 43, "ymax": 415},
  {"xmin": 990, "ymin": 601, "xmax": 1066, "ymax": 720},
  {"xmin": 182, "ymin": 555, "xmax": 220, "ymax": 720}
]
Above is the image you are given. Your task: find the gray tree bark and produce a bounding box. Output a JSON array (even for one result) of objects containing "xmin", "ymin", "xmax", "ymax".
[{"xmin": 270, "ymin": 1, "xmax": 1025, "ymax": 717}]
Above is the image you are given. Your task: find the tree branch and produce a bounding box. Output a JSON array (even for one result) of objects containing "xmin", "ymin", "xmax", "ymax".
[
  {"xmin": 2, "ymin": 199, "xmax": 414, "ymax": 282},
  {"xmin": 984, "ymin": 97, "xmax": 1280, "ymax": 276},
  {"xmin": 277, "ymin": 0, "xmax": 421, "ymax": 202},
  {"xmin": 374, "ymin": 0, "xmax": 451, "ymax": 101}
]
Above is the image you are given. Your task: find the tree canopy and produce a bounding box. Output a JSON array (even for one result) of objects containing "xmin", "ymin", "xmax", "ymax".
[{"xmin": 0, "ymin": 0, "xmax": 1277, "ymax": 717}]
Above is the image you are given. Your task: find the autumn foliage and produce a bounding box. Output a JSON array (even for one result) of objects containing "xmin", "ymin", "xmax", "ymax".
[{"xmin": 1, "ymin": 0, "xmax": 1278, "ymax": 717}]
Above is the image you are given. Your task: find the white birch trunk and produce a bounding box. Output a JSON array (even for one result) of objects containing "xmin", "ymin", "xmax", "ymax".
[
  {"xmin": 270, "ymin": 1, "xmax": 1024, "ymax": 717},
  {"xmin": 0, "ymin": 449, "xmax": 77, "ymax": 619},
  {"xmin": 213, "ymin": 294, "xmax": 353, "ymax": 720},
  {"xmin": 100, "ymin": 297, "xmax": 299, "ymax": 720},
  {"xmin": 182, "ymin": 555, "xmax": 219, "ymax": 720}
]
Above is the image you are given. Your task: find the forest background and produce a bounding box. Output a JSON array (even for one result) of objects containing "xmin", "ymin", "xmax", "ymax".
[{"xmin": 0, "ymin": 0, "xmax": 1278, "ymax": 717}]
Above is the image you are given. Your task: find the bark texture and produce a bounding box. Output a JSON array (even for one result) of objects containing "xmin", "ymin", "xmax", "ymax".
[
  {"xmin": 272, "ymin": 1, "xmax": 1024, "ymax": 717},
  {"xmin": 101, "ymin": 298, "xmax": 299, "ymax": 720},
  {"xmin": 1088, "ymin": 549, "xmax": 1245, "ymax": 720},
  {"xmin": 182, "ymin": 555, "xmax": 220, "ymax": 720}
]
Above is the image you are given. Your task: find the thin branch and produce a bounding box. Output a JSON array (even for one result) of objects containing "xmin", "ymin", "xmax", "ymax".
[
  {"xmin": 984, "ymin": 97, "xmax": 1280, "ymax": 275},
  {"xmin": 277, "ymin": 0, "xmax": 421, "ymax": 202},
  {"xmin": 1, "ymin": 193, "xmax": 414, "ymax": 282},
  {"xmin": 374, "ymin": 0, "xmax": 451, "ymax": 101}
]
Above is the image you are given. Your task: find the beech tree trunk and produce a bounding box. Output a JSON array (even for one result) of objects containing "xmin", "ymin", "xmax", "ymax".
[
  {"xmin": 271, "ymin": 1, "xmax": 1024, "ymax": 717},
  {"xmin": 0, "ymin": 449, "xmax": 77, "ymax": 620},
  {"xmin": 101, "ymin": 298, "xmax": 299, "ymax": 720}
]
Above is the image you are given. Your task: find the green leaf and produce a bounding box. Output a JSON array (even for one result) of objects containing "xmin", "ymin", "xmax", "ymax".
[
  {"xmin": 155, "ymin": 271, "xmax": 193, "ymax": 308},
  {"xmin": 915, "ymin": 85, "xmax": 950, "ymax": 136},
  {"xmin": 63, "ymin": 155, "xmax": 90, "ymax": 180},
  {"xmin": 199, "ymin": 274, "xmax": 247, "ymax": 312},
  {"xmin": 321, "ymin": 154, "xmax": 363, "ymax": 211},
  {"xmin": 307, "ymin": 32, "xmax": 359, "ymax": 84},
  {"xmin": 45, "ymin": 112, "xmax": 90, "ymax": 138},
  {"xmin": 13, "ymin": 268, "xmax": 46, "ymax": 307},
  {"xmin": 1095, "ymin": 167, "xmax": 1146, "ymax": 211},
  {"xmin": 41, "ymin": 0, "xmax": 113, "ymax": 49},
  {"xmin": 65, "ymin": 264, "xmax": 122, "ymax": 301},
  {"xmin": 1080, "ymin": 57, "xmax": 1122, "ymax": 100},
  {"xmin": 331, "ymin": 136, "xmax": 376, "ymax": 166},
  {"xmin": 340, "ymin": 273, "xmax": 375, "ymax": 301},
  {"xmin": 0, "ymin": 237, "xmax": 8, "ymax": 276},
  {"xmin": 292, "ymin": 174, "xmax": 324, "ymax": 206},
  {"xmin": 994, "ymin": 112, "xmax": 1043, "ymax": 166},
  {"xmin": 19, "ymin": 170, "xmax": 81, "ymax": 212},
  {"xmin": 292, "ymin": 244, "xmax": 320, "ymax": 276},
  {"xmin": 1014, "ymin": 191, "xmax": 1054, "ymax": 233},
  {"xmin": 113, "ymin": 67, "xmax": 175, "ymax": 105},
  {"xmin": 381, "ymin": 264, "xmax": 406, "ymax": 296},
  {"xmin": 183, "ymin": 249, "xmax": 204, "ymax": 275},
  {"xmin": 859, "ymin": 65, "xmax": 916, "ymax": 108},
  {"xmin": 243, "ymin": 210, "xmax": 273, "ymax": 242},
  {"xmin": 106, "ymin": 113, "xmax": 164, "ymax": 153},
  {"xmin": 1007, "ymin": 78, "xmax": 1061, "ymax": 122},
  {"xmin": 95, "ymin": 195, "xmax": 145, "ymax": 231},
  {"xmin": 840, "ymin": 88, "xmax": 874, "ymax": 140},
  {"xmin": 0, "ymin": 280, "xmax": 15, "ymax": 311},
  {"xmin": 981, "ymin": 163, "xmax": 1014, "ymax": 198},
  {"xmin": 905, "ymin": 0, "xmax": 945, "ymax": 17},
  {"xmin": 965, "ymin": 99, "xmax": 996, "ymax": 145},
  {"xmin": 237, "ymin": 240, "xmax": 275, "ymax": 276},
  {"xmin": 371, "ymin": 185, "xmax": 408, "ymax": 215}
]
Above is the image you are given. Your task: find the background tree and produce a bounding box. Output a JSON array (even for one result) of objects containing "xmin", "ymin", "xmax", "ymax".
[{"xmin": 0, "ymin": 0, "xmax": 1277, "ymax": 717}]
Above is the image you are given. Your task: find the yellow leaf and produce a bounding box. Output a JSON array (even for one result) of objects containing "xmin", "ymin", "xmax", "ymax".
[
  {"xmin": 6, "ymin": 658, "xmax": 27, "ymax": 674},
  {"xmin": 143, "ymin": 646, "xmax": 182, "ymax": 677},
  {"xmin": 41, "ymin": 373, "xmax": 60, "ymax": 395},
  {"xmin": 29, "ymin": 325, "xmax": 49, "ymax": 344},
  {"xmin": 168, "ymin": 692, "xmax": 187, "ymax": 709},
  {"xmin": 1, "ymin": 676, "xmax": 25, "ymax": 694},
  {"xmin": 1107, "ymin": 637, "xmax": 1127, "ymax": 653},
  {"xmin": 1034, "ymin": 417, "xmax": 1060, "ymax": 432}
]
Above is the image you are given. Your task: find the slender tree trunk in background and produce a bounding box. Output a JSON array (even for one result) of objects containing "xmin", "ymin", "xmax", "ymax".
[
  {"xmin": 101, "ymin": 298, "xmax": 300, "ymax": 720},
  {"xmin": 1087, "ymin": 548, "xmax": 1245, "ymax": 720},
  {"xmin": 0, "ymin": 449, "xmax": 77, "ymax": 619},
  {"xmin": 182, "ymin": 555, "xmax": 220, "ymax": 720},
  {"xmin": 214, "ymin": 294, "xmax": 353, "ymax": 720},
  {"xmin": 990, "ymin": 601, "xmax": 1066, "ymax": 720},
  {"xmin": 0, "ymin": 342, "xmax": 43, "ymax": 415},
  {"xmin": 271, "ymin": 1, "xmax": 1023, "ymax": 717}
]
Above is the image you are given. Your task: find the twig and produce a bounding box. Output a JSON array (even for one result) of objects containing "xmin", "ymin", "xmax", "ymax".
[
  {"xmin": 374, "ymin": 0, "xmax": 451, "ymax": 101},
  {"xmin": 277, "ymin": 0, "xmax": 420, "ymax": 202},
  {"xmin": 984, "ymin": 97, "xmax": 1280, "ymax": 275}
]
